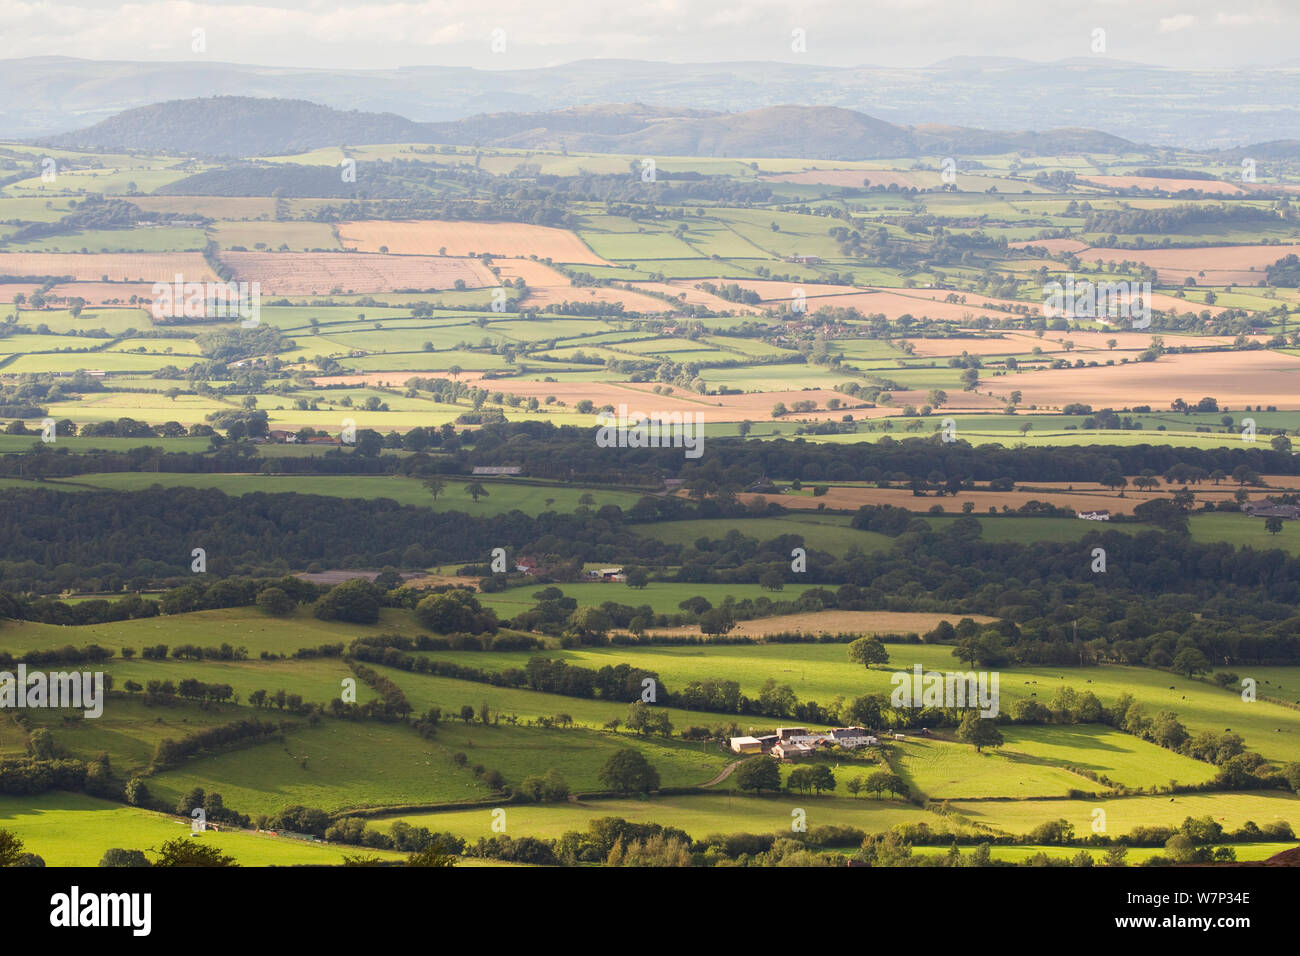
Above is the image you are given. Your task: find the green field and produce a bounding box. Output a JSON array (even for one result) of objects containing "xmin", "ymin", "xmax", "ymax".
[{"xmin": 0, "ymin": 792, "xmax": 406, "ymax": 866}]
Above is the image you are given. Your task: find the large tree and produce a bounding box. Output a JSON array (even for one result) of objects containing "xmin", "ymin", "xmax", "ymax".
[
  {"xmin": 957, "ymin": 713, "xmax": 1004, "ymax": 754},
  {"xmin": 598, "ymin": 749, "xmax": 660, "ymax": 795}
]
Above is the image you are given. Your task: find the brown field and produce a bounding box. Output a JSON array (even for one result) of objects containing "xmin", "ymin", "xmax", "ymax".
[
  {"xmin": 1077, "ymin": 244, "xmax": 1300, "ymax": 286},
  {"xmin": 0, "ymin": 253, "xmax": 218, "ymax": 284},
  {"xmin": 826, "ymin": 289, "xmax": 1038, "ymax": 322},
  {"xmin": 686, "ymin": 279, "xmax": 1040, "ymax": 322},
  {"xmin": 904, "ymin": 330, "xmax": 1243, "ymax": 360},
  {"xmin": 490, "ymin": 258, "xmax": 672, "ymax": 312},
  {"xmin": 337, "ymin": 220, "xmax": 609, "ymax": 264},
  {"xmin": 629, "ymin": 280, "xmax": 763, "ymax": 314},
  {"xmin": 46, "ymin": 282, "xmax": 159, "ymax": 305},
  {"xmin": 648, "ymin": 609, "xmax": 997, "ymax": 638},
  {"xmin": 759, "ymin": 169, "xmax": 926, "ymax": 189},
  {"xmin": 220, "ymin": 252, "xmax": 496, "ymax": 295},
  {"xmin": 985, "ymin": 349, "xmax": 1300, "ymax": 410},
  {"xmin": 128, "ymin": 196, "xmax": 278, "ymax": 219},
  {"xmin": 0, "ymin": 283, "xmax": 40, "ymax": 303},
  {"xmin": 1081, "ymin": 175, "xmax": 1247, "ymax": 196},
  {"xmin": 741, "ymin": 473, "xmax": 1300, "ymax": 517}
]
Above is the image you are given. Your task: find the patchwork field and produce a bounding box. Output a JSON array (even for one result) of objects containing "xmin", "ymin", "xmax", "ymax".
[{"xmin": 338, "ymin": 220, "xmax": 609, "ymax": 264}]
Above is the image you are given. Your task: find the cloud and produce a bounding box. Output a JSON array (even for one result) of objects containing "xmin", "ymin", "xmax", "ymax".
[{"xmin": 1158, "ymin": 14, "xmax": 1198, "ymax": 33}]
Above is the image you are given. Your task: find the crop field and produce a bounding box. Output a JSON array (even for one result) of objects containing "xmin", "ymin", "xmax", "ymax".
[
  {"xmin": 220, "ymin": 251, "xmax": 497, "ymax": 295},
  {"xmin": 337, "ymin": 220, "xmax": 608, "ymax": 264}
]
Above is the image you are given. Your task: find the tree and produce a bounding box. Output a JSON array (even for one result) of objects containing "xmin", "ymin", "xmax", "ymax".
[
  {"xmin": 1265, "ymin": 516, "xmax": 1285, "ymax": 536},
  {"xmin": 625, "ymin": 701, "xmax": 672, "ymax": 737},
  {"xmin": 864, "ymin": 771, "xmax": 891, "ymax": 799},
  {"xmin": 956, "ymin": 713, "xmax": 1004, "ymax": 753},
  {"xmin": 734, "ymin": 756, "xmax": 781, "ymax": 794},
  {"xmin": 423, "ymin": 477, "xmax": 447, "ymax": 500},
  {"xmin": 313, "ymin": 578, "xmax": 382, "ymax": 624},
  {"xmin": 599, "ymin": 749, "xmax": 660, "ymax": 795},
  {"xmin": 847, "ymin": 637, "xmax": 889, "ymax": 669},
  {"xmin": 153, "ymin": 838, "xmax": 238, "ymax": 867},
  {"xmin": 698, "ymin": 608, "xmax": 735, "ymax": 637},
  {"xmin": 1171, "ymin": 647, "xmax": 1211, "ymax": 678},
  {"xmin": 625, "ymin": 566, "xmax": 649, "ymax": 589},
  {"xmin": 759, "ymin": 569, "xmax": 785, "ymax": 591},
  {"xmin": 465, "ymin": 482, "xmax": 489, "ymax": 502},
  {"xmin": 0, "ymin": 830, "xmax": 24, "ymax": 867},
  {"xmin": 809, "ymin": 764, "xmax": 836, "ymax": 795},
  {"xmin": 99, "ymin": 848, "xmax": 151, "ymax": 867},
  {"xmin": 255, "ymin": 586, "xmax": 295, "ymax": 616},
  {"xmin": 407, "ymin": 842, "xmax": 457, "ymax": 867}
]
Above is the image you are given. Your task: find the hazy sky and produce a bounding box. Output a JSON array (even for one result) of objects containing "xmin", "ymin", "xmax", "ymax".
[{"xmin": 0, "ymin": 0, "xmax": 1295, "ymax": 71}]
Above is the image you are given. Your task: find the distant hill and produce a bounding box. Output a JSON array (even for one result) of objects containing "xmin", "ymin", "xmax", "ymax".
[
  {"xmin": 41, "ymin": 96, "xmax": 1142, "ymax": 160},
  {"xmin": 7, "ymin": 55, "xmax": 1300, "ymax": 149},
  {"xmin": 43, "ymin": 96, "xmax": 429, "ymax": 157}
]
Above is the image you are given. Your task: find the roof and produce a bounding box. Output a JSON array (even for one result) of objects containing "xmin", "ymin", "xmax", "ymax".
[
  {"xmin": 472, "ymin": 466, "xmax": 522, "ymax": 475},
  {"xmin": 730, "ymin": 736, "xmax": 762, "ymax": 746}
]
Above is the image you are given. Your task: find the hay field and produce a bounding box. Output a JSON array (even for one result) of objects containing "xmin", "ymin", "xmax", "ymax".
[
  {"xmin": 996, "ymin": 349, "xmax": 1300, "ymax": 410},
  {"xmin": 221, "ymin": 251, "xmax": 496, "ymax": 294},
  {"xmin": 337, "ymin": 220, "xmax": 609, "ymax": 264},
  {"xmin": 0, "ymin": 252, "xmax": 217, "ymax": 283}
]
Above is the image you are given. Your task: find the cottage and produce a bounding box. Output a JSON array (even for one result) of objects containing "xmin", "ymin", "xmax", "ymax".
[
  {"xmin": 826, "ymin": 727, "xmax": 876, "ymax": 748},
  {"xmin": 771, "ymin": 740, "xmax": 816, "ymax": 760}
]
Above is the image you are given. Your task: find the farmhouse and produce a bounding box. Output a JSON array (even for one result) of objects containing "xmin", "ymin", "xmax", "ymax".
[
  {"xmin": 1244, "ymin": 501, "xmax": 1300, "ymax": 520},
  {"xmin": 1077, "ymin": 510, "xmax": 1111, "ymax": 521},
  {"xmin": 514, "ymin": 557, "xmax": 539, "ymax": 575}
]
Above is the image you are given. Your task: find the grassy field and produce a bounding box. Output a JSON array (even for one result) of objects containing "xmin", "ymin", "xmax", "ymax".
[
  {"xmin": 46, "ymin": 473, "xmax": 649, "ymax": 516},
  {"xmin": 0, "ymin": 792, "xmax": 406, "ymax": 866},
  {"xmin": 145, "ymin": 719, "xmax": 729, "ymax": 816},
  {"xmin": 375, "ymin": 792, "xmax": 943, "ymax": 842},
  {"xmin": 418, "ymin": 642, "xmax": 1300, "ymax": 765}
]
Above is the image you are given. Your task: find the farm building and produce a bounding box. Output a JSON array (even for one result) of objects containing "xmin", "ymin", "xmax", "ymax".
[
  {"xmin": 729, "ymin": 736, "xmax": 764, "ymax": 754},
  {"xmin": 472, "ymin": 466, "xmax": 523, "ymax": 476},
  {"xmin": 827, "ymin": 727, "xmax": 877, "ymax": 747},
  {"xmin": 1244, "ymin": 501, "xmax": 1300, "ymax": 520},
  {"xmin": 1077, "ymin": 510, "xmax": 1111, "ymax": 521},
  {"xmin": 771, "ymin": 740, "xmax": 816, "ymax": 760}
]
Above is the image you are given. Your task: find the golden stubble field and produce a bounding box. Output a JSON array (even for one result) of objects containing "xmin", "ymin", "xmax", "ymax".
[
  {"xmin": 738, "ymin": 474, "xmax": 1300, "ymax": 516},
  {"xmin": 986, "ymin": 349, "xmax": 1300, "ymax": 410},
  {"xmin": 337, "ymin": 220, "xmax": 609, "ymax": 264},
  {"xmin": 220, "ymin": 251, "xmax": 497, "ymax": 295},
  {"xmin": 0, "ymin": 252, "xmax": 217, "ymax": 283},
  {"xmin": 648, "ymin": 609, "xmax": 998, "ymax": 638}
]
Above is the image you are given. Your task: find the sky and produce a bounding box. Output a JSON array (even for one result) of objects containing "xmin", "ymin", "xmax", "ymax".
[{"xmin": 0, "ymin": 0, "xmax": 1295, "ymax": 71}]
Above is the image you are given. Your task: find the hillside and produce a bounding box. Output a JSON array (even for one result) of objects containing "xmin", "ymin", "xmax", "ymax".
[
  {"xmin": 43, "ymin": 96, "xmax": 1140, "ymax": 160},
  {"xmin": 44, "ymin": 95, "xmax": 430, "ymax": 157}
]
